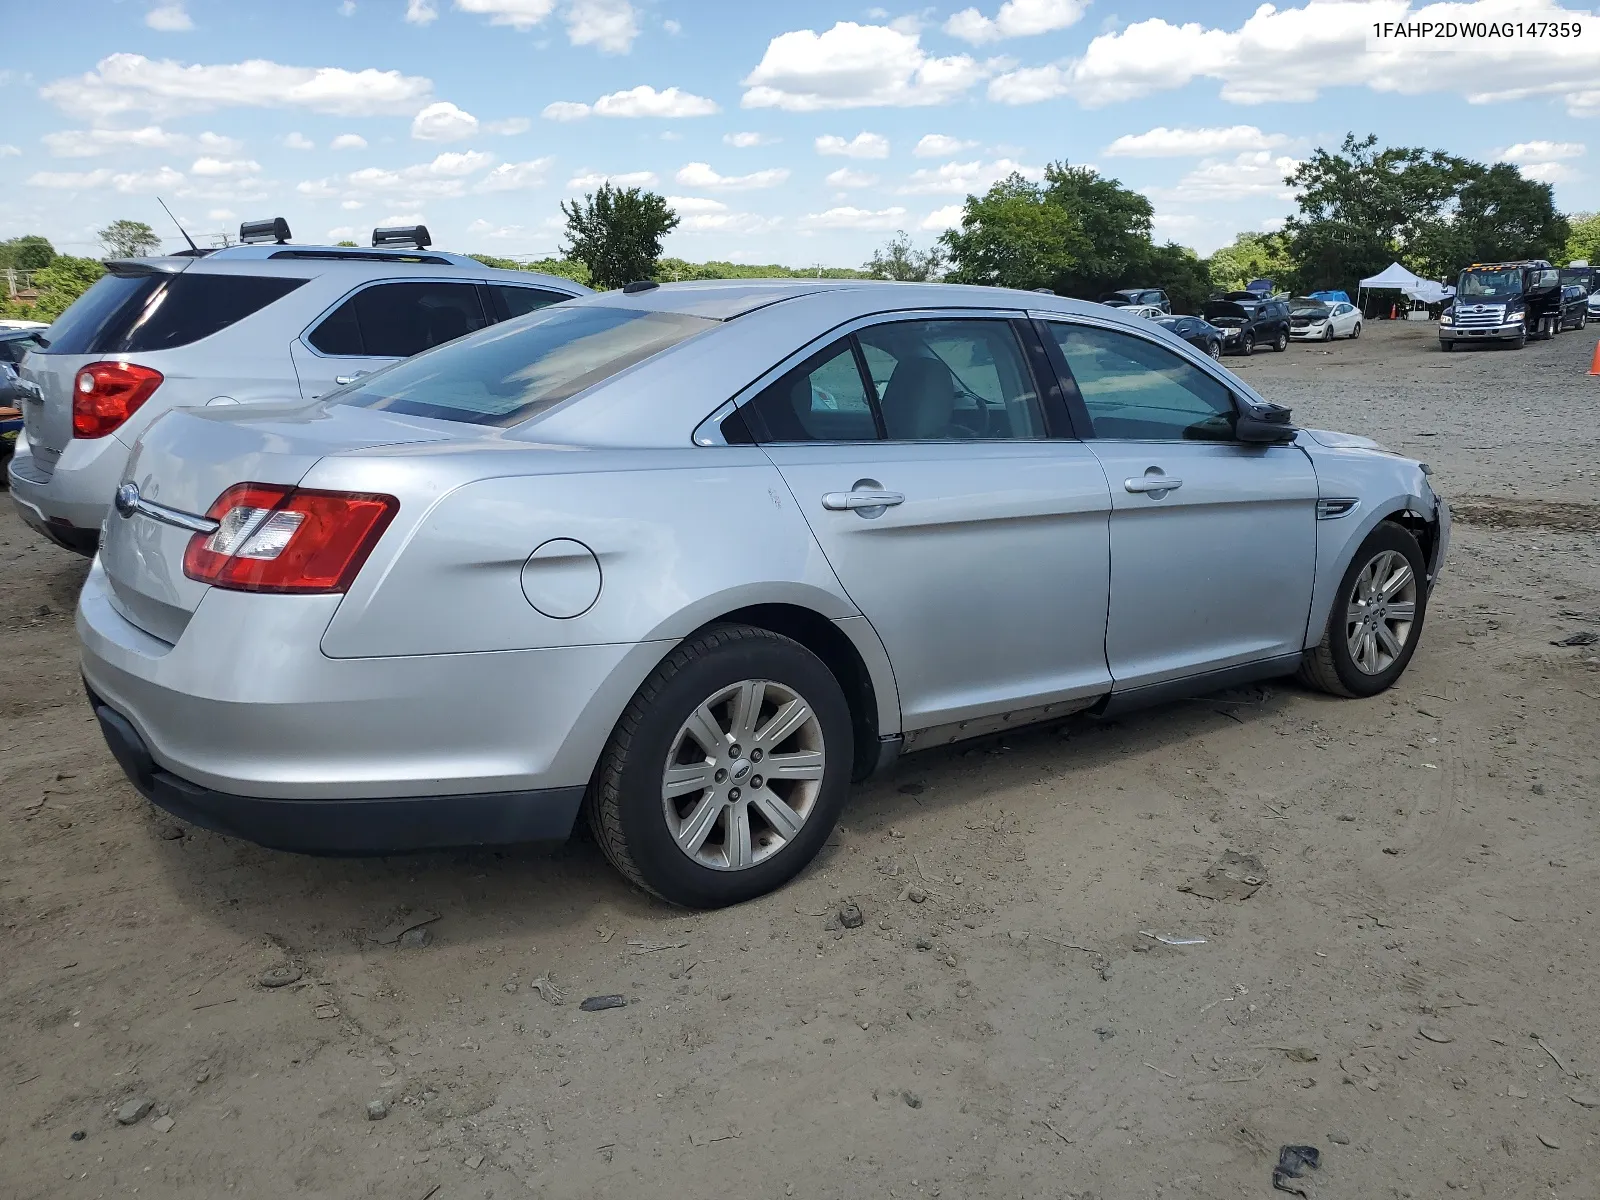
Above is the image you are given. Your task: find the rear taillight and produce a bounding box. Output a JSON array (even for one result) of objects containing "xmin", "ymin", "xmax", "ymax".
[
  {"xmin": 73, "ymin": 362, "xmax": 163, "ymax": 438},
  {"xmin": 182, "ymin": 483, "xmax": 399, "ymax": 594}
]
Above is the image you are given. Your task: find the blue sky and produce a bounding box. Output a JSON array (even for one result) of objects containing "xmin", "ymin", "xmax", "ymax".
[{"xmin": 2, "ymin": 0, "xmax": 1597, "ymax": 266}]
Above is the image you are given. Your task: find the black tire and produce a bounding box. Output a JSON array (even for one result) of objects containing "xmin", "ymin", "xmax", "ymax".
[
  {"xmin": 1322, "ymin": 324, "xmax": 1334, "ymax": 342},
  {"xmin": 1273, "ymin": 328, "xmax": 1289, "ymax": 351},
  {"xmin": 586, "ymin": 623, "xmax": 854, "ymax": 908},
  {"xmin": 1439, "ymin": 340, "xmax": 1453, "ymax": 352},
  {"xmin": 1350, "ymin": 321, "xmax": 1361, "ymax": 339},
  {"xmin": 1298, "ymin": 523, "xmax": 1428, "ymax": 699},
  {"xmin": 1207, "ymin": 339, "xmax": 1221, "ymax": 359},
  {"xmin": 1512, "ymin": 326, "xmax": 1526, "ymax": 349},
  {"xmin": 1238, "ymin": 331, "xmax": 1255, "ymax": 356}
]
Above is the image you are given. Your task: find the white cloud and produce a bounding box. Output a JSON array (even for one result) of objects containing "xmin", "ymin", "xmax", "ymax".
[
  {"xmin": 28, "ymin": 165, "xmax": 188, "ymax": 193},
  {"xmin": 330, "ymin": 133, "xmax": 368, "ymax": 150},
  {"xmin": 989, "ymin": 1, "xmax": 1600, "ymax": 113},
  {"xmin": 0, "ymin": 144, "xmax": 20, "ymax": 157},
  {"xmin": 816, "ymin": 132, "xmax": 889, "ymax": 159},
  {"xmin": 742, "ymin": 20, "xmax": 988, "ymax": 111},
  {"xmin": 412, "ymin": 100, "xmax": 480, "ymax": 141},
  {"xmin": 207, "ymin": 207, "xmax": 235, "ymax": 220},
  {"xmin": 542, "ymin": 85, "xmax": 719, "ymax": 121},
  {"xmin": 476, "ymin": 156, "xmax": 554, "ymax": 190},
  {"xmin": 802, "ymin": 205, "xmax": 907, "ymax": 230},
  {"xmin": 190, "ymin": 157, "xmax": 261, "ymax": 177},
  {"xmin": 825, "ymin": 167, "xmax": 878, "ymax": 189},
  {"xmin": 41, "ymin": 125, "xmax": 241, "ymax": 157},
  {"xmin": 405, "ymin": 0, "xmax": 438, "ymax": 23},
  {"xmin": 921, "ymin": 204, "xmax": 963, "ymax": 230},
  {"xmin": 663, "ymin": 18, "xmax": 681, "ymax": 35},
  {"xmin": 542, "ymin": 100, "xmax": 592, "ymax": 121},
  {"xmin": 1145, "ymin": 150, "xmax": 1301, "ymax": 202},
  {"xmin": 41, "ymin": 54, "xmax": 432, "ymax": 122},
  {"xmin": 566, "ymin": 0, "xmax": 640, "ymax": 54},
  {"xmin": 455, "ymin": 0, "xmax": 557, "ymax": 31},
  {"xmin": 341, "ymin": 200, "xmax": 365, "ymax": 210},
  {"xmin": 944, "ymin": 0, "xmax": 1087, "ymax": 44},
  {"xmin": 325, "ymin": 225, "xmax": 361, "ymax": 241},
  {"xmin": 466, "ymin": 218, "xmax": 528, "ymax": 240},
  {"xmin": 1105, "ymin": 125, "xmax": 1292, "ymax": 157},
  {"xmin": 300, "ymin": 150, "xmax": 495, "ymax": 205},
  {"xmin": 594, "ymin": 86, "xmax": 719, "ymax": 118},
  {"xmin": 145, "ymin": 4, "xmax": 195, "ymax": 32},
  {"xmin": 283, "ymin": 131, "xmax": 315, "ymax": 150},
  {"xmin": 675, "ymin": 161, "xmax": 790, "ymax": 190},
  {"xmin": 1520, "ymin": 162, "xmax": 1579, "ymax": 184},
  {"xmin": 665, "ymin": 195, "xmax": 730, "ymax": 214},
  {"xmin": 914, "ymin": 134, "xmax": 976, "ymax": 158},
  {"xmin": 566, "ymin": 168, "xmax": 660, "ymax": 188},
  {"xmin": 724, "ymin": 131, "xmax": 778, "ymax": 148},
  {"xmin": 1151, "ymin": 212, "xmax": 1202, "ymax": 235},
  {"xmin": 339, "ymin": 1, "xmax": 356, "ymax": 14},
  {"xmin": 676, "ymin": 211, "xmax": 783, "ymax": 235},
  {"xmin": 899, "ymin": 157, "xmax": 1042, "ymax": 194},
  {"xmin": 485, "ymin": 116, "xmax": 531, "ymax": 134},
  {"xmin": 1497, "ymin": 140, "xmax": 1584, "ymax": 164}
]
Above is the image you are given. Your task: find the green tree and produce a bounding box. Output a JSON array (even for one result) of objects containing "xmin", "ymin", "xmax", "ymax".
[
  {"xmin": 864, "ymin": 230, "xmax": 945, "ymax": 281},
  {"xmin": 1563, "ymin": 212, "xmax": 1600, "ymax": 264},
  {"xmin": 29, "ymin": 256, "xmax": 107, "ymax": 321},
  {"xmin": 1144, "ymin": 242, "xmax": 1212, "ymax": 313},
  {"xmin": 1206, "ymin": 232, "xmax": 1296, "ymax": 293},
  {"xmin": 0, "ymin": 235, "xmax": 58, "ymax": 272},
  {"xmin": 97, "ymin": 219, "xmax": 162, "ymax": 259},
  {"xmin": 1041, "ymin": 162, "xmax": 1154, "ymax": 296},
  {"xmin": 1430, "ymin": 163, "xmax": 1568, "ymax": 268},
  {"xmin": 560, "ymin": 184, "xmax": 679, "ymax": 290},
  {"xmin": 940, "ymin": 173, "xmax": 1086, "ymax": 291}
]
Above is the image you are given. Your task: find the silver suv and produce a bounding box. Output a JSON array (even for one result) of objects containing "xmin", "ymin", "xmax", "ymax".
[{"xmin": 9, "ymin": 224, "xmax": 590, "ymax": 554}]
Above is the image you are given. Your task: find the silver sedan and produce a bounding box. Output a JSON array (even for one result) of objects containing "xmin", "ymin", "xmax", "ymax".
[{"xmin": 79, "ymin": 281, "xmax": 1449, "ymax": 907}]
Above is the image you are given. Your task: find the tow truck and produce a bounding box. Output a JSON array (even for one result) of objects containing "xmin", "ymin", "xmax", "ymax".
[{"xmin": 1438, "ymin": 260, "xmax": 1562, "ymax": 350}]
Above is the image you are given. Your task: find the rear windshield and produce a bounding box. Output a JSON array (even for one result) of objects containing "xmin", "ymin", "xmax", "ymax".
[
  {"xmin": 335, "ymin": 305, "xmax": 716, "ymax": 427},
  {"xmin": 41, "ymin": 270, "xmax": 307, "ymax": 355}
]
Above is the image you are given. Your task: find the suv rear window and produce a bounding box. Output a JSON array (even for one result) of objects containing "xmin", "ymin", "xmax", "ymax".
[
  {"xmin": 41, "ymin": 271, "xmax": 307, "ymax": 355},
  {"xmin": 336, "ymin": 305, "xmax": 714, "ymax": 427}
]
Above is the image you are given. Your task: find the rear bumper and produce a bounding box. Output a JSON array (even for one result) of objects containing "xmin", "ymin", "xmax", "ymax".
[
  {"xmin": 8, "ymin": 434, "xmax": 130, "ymax": 554},
  {"xmin": 92, "ymin": 697, "xmax": 585, "ymax": 853}
]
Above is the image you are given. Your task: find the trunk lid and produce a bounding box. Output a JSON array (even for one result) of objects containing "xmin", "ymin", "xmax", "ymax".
[
  {"xmin": 17, "ymin": 350, "xmax": 92, "ymax": 475},
  {"xmin": 101, "ymin": 402, "xmax": 459, "ymax": 643}
]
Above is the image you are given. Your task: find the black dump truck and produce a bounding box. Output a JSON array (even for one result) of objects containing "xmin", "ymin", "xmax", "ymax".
[{"xmin": 1439, "ymin": 260, "xmax": 1563, "ymax": 350}]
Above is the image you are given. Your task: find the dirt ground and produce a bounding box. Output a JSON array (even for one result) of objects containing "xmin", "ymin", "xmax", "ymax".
[{"xmin": 3, "ymin": 319, "xmax": 1598, "ymax": 1200}]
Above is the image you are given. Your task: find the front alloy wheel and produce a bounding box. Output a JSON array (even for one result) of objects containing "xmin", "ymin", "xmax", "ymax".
[
  {"xmin": 587, "ymin": 623, "xmax": 853, "ymax": 907},
  {"xmin": 1273, "ymin": 329, "xmax": 1289, "ymax": 351},
  {"xmin": 1207, "ymin": 339, "xmax": 1222, "ymax": 359},
  {"xmin": 1298, "ymin": 523, "xmax": 1428, "ymax": 698}
]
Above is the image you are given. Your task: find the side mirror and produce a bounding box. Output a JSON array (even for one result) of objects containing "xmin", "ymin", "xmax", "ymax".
[{"xmin": 1235, "ymin": 400, "xmax": 1298, "ymax": 444}]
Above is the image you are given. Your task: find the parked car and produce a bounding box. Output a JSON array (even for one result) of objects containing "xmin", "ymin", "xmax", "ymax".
[
  {"xmin": 81, "ymin": 280, "xmax": 1449, "ymax": 907},
  {"xmin": 1120, "ymin": 304, "xmax": 1167, "ymax": 321},
  {"xmin": 1557, "ymin": 283, "xmax": 1588, "ymax": 331},
  {"xmin": 9, "ymin": 220, "xmax": 590, "ymax": 555},
  {"xmin": 1204, "ymin": 291, "xmax": 1291, "ymax": 355},
  {"xmin": 1152, "ymin": 313, "xmax": 1225, "ymax": 358},
  {"xmin": 1099, "ymin": 288, "xmax": 1171, "ymax": 313},
  {"xmin": 1290, "ymin": 298, "xmax": 1362, "ymax": 341}
]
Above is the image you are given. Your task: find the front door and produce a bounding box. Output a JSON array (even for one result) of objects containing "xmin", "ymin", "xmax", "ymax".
[
  {"xmin": 1039, "ymin": 317, "xmax": 1318, "ymax": 691},
  {"xmin": 741, "ymin": 316, "xmax": 1113, "ymax": 731}
]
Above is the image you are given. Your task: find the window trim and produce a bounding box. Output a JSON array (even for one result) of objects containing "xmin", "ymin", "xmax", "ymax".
[
  {"xmin": 296, "ymin": 277, "xmax": 501, "ymax": 361},
  {"xmin": 692, "ymin": 307, "xmax": 1076, "ymax": 447},
  {"xmin": 1031, "ymin": 311, "xmax": 1247, "ymax": 445}
]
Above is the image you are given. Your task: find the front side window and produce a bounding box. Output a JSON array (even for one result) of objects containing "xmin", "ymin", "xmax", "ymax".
[
  {"xmin": 490, "ymin": 284, "xmax": 571, "ymax": 321},
  {"xmin": 309, "ymin": 281, "xmax": 490, "ymax": 358},
  {"xmin": 1047, "ymin": 322, "xmax": 1235, "ymax": 442},
  {"xmin": 337, "ymin": 304, "xmax": 714, "ymax": 426}
]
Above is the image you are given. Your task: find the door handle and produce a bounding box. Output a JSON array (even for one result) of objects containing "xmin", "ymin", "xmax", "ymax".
[
  {"xmin": 822, "ymin": 490, "xmax": 905, "ymax": 511},
  {"xmin": 334, "ymin": 371, "xmax": 371, "ymax": 386},
  {"xmin": 1124, "ymin": 476, "xmax": 1183, "ymax": 493}
]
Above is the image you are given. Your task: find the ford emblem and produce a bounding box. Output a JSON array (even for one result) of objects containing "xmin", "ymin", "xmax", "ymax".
[{"xmin": 114, "ymin": 482, "xmax": 140, "ymax": 519}]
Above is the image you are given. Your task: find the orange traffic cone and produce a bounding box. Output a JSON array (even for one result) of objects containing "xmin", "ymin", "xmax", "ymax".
[
  {"xmin": 1589, "ymin": 338, "xmax": 1600, "ymax": 377},
  {"xmin": 1390, "ymin": 301, "xmax": 1397, "ymax": 320}
]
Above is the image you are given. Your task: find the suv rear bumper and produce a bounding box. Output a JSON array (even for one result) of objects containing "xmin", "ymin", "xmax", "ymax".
[
  {"xmin": 9, "ymin": 434, "xmax": 129, "ymax": 554},
  {"xmin": 92, "ymin": 697, "xmax": 585, "ymax": 853}
]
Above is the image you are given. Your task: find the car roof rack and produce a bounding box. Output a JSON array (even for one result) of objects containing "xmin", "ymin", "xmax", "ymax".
[
  {"xmin": 372, "ymin": 224, "xmax": 432, "ymax": 250},
  {"xmin": 267, "ymin": 248, "xmax": 456, "ymax": 266},
  {"xmin": 239, "ymin": 217, "xmax": 292, "ymax": 245}
]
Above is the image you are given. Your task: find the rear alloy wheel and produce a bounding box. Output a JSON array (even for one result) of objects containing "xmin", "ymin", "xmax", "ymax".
[
  {"xmin": 1298, "ymin": 523, "xmax": 1428, "ymax": 698},
  {"xmin": 587, "ymin": 623, "xmax": 852, "ymax": 907}
]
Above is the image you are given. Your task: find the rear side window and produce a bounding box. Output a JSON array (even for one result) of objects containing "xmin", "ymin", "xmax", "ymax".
[
  {"xmin": 308, "ymin": 282, "xmax": 490, "ymax": 358},
  {"xmin": 489, "ymin": 284, "xmax": 570, "ymax": 320},
  {"xmin": 336, "ymin": 304, "xmax": 714, "ymax": 426},
  {"xmin": 741, "ymin": 339, "xmax": 879, "ymax": 442},
  {"xmin": 41, "ymin": 272, "xmax": 307, "ymax": 355}
]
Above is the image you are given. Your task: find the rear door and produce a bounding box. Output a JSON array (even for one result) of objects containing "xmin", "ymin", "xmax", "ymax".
[
  {"xmin": 291, "ymin": 279, "xmax": 491, "ymax": 399},
  {"xmin": 744, "ymin": 312, "xmax": 1113, "ymax": 732},
  {"xmin": 1037, "ymin": 315, "xmax": 1317, "ymax": 691}
]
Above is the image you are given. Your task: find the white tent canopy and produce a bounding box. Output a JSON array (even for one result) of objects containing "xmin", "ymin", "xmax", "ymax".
[{"xmin": 1359, "ymin": 262, "xmax": 1425, "ymax": 290}]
